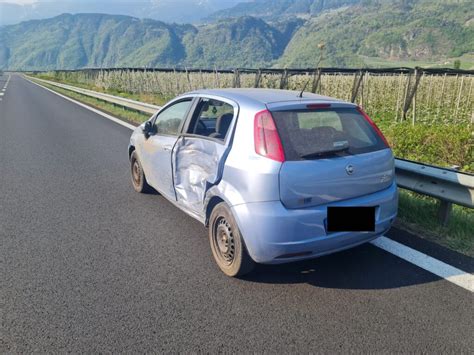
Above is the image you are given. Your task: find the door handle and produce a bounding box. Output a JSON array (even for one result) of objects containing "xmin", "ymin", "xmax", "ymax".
[{"xmin": 163, "ymin": 146, "xmax": 172, "ymax": 151}]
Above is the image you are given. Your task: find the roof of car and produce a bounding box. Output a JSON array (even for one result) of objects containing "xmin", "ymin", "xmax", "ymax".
[{"xmin": 187, "ymin": 88, "xmax": 343, "ymax": 106}]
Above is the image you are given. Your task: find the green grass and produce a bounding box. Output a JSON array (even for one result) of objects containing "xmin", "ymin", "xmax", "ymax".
[
  {"xmin": 397, "ymin": 190, "xmax": 474, "ymax": 257},
  {"xmin": 31, "ymin": 79, "xmax": 151, "ymax": 125}
]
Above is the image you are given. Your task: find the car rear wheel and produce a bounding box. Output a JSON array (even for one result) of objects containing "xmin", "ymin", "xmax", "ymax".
[
  {"xmin": 209, "ymin": 202, "xmax": 255, "ymax": 277},
  {"xmin": 130, "ymin": 151, "xmax": 152, "ymax": 193}
]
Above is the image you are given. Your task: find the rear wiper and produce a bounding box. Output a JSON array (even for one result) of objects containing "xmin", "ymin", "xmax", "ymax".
[{"xmin": 300, "ymin": 146, "xmax": 349, "ymax": 159}]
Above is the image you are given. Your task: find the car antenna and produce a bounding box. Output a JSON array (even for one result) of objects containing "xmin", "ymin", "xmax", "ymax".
[{"xmin": 298, "ymin": 79, "xmax": 310, "ymax": 98}]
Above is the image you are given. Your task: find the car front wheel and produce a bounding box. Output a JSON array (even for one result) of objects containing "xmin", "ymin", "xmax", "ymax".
[
  {"xmin": 209, "ymin": 202, "xmax": 255, "ymax": 277},
  {"xmin": 130, "ymin": 151, "xmax": 152, "ymax": 193}
]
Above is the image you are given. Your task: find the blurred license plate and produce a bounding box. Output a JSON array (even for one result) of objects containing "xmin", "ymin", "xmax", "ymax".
[{"xmin": 327, "ymin": 207, "xmax": 375, "ymax": 232}]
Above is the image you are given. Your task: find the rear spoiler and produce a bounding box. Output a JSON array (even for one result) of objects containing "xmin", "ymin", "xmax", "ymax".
[{"xmin": 266, "ymin": 101, "xmax": 355, "ymax": 112}]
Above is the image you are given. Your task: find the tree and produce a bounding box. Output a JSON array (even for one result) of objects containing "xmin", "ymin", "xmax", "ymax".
[{"xmin": 453, "ymin": 60, "xmax": 461, "ymax": 69}]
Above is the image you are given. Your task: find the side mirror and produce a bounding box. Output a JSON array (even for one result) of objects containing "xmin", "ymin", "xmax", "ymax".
[{"xmin": 143, "ymin": 121, "xmax": 156, "ymax": 139}]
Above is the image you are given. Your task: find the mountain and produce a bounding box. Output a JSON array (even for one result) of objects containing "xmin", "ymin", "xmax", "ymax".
[
  {"xmin": 0, "ymin": 13, "xmax": 303, "ymax": 70},
  {"xmin": 0, "ymin": 0, "xmax": 244, "ymax": 26},
  {"xmin": 182, "ymin": 16, "xmax": 302, "ymax": 67},
  {"xmin": 0, "ymin": 0, "xmax": 473, "ymax": 70},
  {"xmin": 0, "ymin": 14, "xmax": 189, "ymax": 69},
  {"xmin": 207, "ymin": 0, "xmax": 360, "ymax": 21},
  {"xmin": 279, "ymin": 0, "xmax": 474, "ymax": 67}
]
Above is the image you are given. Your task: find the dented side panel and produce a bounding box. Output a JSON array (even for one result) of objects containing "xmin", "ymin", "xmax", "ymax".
[{"xmin": 173, "ymin": 136, "xmax": 228, "ymax": 217}]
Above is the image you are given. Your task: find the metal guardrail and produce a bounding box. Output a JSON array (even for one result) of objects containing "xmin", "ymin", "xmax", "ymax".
[
  {"xmin": 29, "ymin": 77, "xmax": 161, "ymax": 114},
  {"xmin": 395, "ymin": 159, "xmax": 474, "ymax": 225},
  {"xmin": 29, "ymin": 76, "xmax": 474, "ymax": 225}
]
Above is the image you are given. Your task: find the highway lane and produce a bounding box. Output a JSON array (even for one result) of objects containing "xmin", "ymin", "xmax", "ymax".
[{"xmin": 1, "ymin": 74, "xmax": 473, "ymax": 352}]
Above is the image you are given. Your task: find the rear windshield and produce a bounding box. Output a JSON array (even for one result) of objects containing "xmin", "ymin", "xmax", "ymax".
[{"xmin": 271, "ymin": 107, "xmax": 388, "ymax": 161}]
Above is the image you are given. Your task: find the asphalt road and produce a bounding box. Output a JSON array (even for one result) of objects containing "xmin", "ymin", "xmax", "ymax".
[{"xmin": 1, "ymin": 74, "xmax": 473, "ymax": 352}]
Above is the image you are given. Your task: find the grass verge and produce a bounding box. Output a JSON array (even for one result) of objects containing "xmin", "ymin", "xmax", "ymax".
[
  {"xmin": 30, "ymin": 78, "xmax": 150, "ymax": 125},
  {"xmin": 397, "ymin": 190, "xmax": 474, "ymax": 257}
]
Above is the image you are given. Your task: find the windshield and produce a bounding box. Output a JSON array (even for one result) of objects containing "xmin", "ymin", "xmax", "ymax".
[{"xmin": 271, "ymin": 107, "xmax": 388, "ymax": 161}]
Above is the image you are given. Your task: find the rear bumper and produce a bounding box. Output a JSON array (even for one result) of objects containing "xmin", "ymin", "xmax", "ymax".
[{"xmin": 231, "ymin": 182, "xmax": 398, "ymax": 264}]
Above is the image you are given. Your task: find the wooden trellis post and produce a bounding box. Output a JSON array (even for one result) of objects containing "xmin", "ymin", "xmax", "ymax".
[
  {"xmin": 454, "ymin": 75, "xmax": 465, "ymax": 120},
  {"xmin": 185, "ymin": 67, "xmax": 192, "ymax": 91},
  {"xmin": 199, "ymin": 70, "xmax": 205, "ymax": 89},
  {"xmin": 254, "ymin": 69, "xmax": 262, "ymax": 88},
  {"xmin": 402, "ymin": 68, "xmax": 422, "ymax": 121},
  {"xmin": 395, "ymin": 73, "xmax": 404, "ymax": 121},
  {"xmin": 412, "ymin": 90, "xmax": 416, "ymax": 126},
  {"xmin": 436, "ymin": 73, "xmax": 447, "ymax": 121},
  {"xmin": 214, "ymin": 66, "xmax": 220, "ymax": 88},
  {"xmin": 280, "ymin": 69, "xmax": 289, "ymax": 89},
  {"xmin": 311, "ymin": 68, "xmax": 322, "ymax": 93},
  {"xmin": 173, "ymin": 68, "xmax": 180, "ymax": 95},
  {"xmin": 350, "ymin": 70, "xmax": 365, "ymax": 103},
  {"xmin": 233, "ymin": 69, "xmax": 241, "ymax": 88},
  {"xmin": 468, "ymin": 78, "xmax": 474, "ymax": 124}
]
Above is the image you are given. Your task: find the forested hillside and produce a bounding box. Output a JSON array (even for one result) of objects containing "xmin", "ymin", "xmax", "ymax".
[{"xmin": 0, "ymin": 0, "xmax": 472, "ymax": 70}]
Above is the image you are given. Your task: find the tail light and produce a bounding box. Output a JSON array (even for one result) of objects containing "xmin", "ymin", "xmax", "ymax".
[
  {"xmin": 357, "ymin": 107, "xmax": 390, "ymax": 147},
  {"xmin": 254, "ymin": 109, "xmax": 285, "ymax": 162}
]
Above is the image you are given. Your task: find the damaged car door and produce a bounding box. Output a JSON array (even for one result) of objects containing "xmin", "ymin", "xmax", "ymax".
[
  {"xmin": 172, "ymin": 97, "xmax": 237, "ymax": 219},
  {"xmin": 139, "ymin": 98, "xmax": 193, "ymax": 200}
]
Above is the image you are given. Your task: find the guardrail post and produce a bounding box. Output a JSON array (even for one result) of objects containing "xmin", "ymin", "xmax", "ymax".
[{"xmin": 438, "ymin": 201, "xmax": 452, "ymax": 226}]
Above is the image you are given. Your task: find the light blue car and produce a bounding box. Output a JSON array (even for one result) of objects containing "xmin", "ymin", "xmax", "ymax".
[{"xmin": 129, "ymin": 89, "xmax": 398, "ymax": 276}]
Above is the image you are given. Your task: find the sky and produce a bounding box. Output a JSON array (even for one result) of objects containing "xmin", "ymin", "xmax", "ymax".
[
  {"xmin": 0, "ymin": 0, "xmax": 249, "ymax": 25},
  {"xmin": 0, "ymin": 0, "xmax": 247, "ymax": 4},
  {"xmin": 0, "ymin": 0, "xmax": 37, "ymax": 3}
]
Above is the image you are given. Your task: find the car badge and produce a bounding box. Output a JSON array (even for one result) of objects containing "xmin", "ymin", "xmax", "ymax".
[{"xmin": 345, "ymin": 164, "xmax": 354, "ymax": 175}]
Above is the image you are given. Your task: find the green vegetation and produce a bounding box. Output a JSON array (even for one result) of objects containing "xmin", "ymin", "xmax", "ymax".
[
  {"xmin": 1, "ymin": 0, "xmax": 473, "ymax": 70},
  {"xmin": 397, "ymin": 190, "xmax": 474, "ymax": 257},
  {"xmin": 381, "ymin": 124, "xmax": 473, "ymax": 173}
]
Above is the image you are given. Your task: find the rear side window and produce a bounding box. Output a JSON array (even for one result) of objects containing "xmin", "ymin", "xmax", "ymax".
[
  {"xmin": 271, "ymin": 107, "xmax": 387, "ymax": 161},
  {"xmin": 188, "ymin": 98, "xmax": 234, "ymax": 141}
]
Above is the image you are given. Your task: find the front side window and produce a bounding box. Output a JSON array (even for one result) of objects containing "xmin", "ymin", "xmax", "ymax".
[
  {"xmin": 154, "ymin": 99, "xmax": 192, "ymax": 135},
  {"xmin": 189, "ymin": 99, "xmax": 234, "ymax": 140}
]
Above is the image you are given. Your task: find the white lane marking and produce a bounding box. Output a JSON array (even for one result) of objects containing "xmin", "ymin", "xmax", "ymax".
[
  {"xmin": 25, "ymin": 77, "xmax": 137, "ymax": 131},
  {"xmin": 23, "ymin": 75, "xmax": 474, "ymax": 293},
  {"xmin": 371, "ymin": 237, "xmax": 474, "ymax": 292},
  {"xmin": 0, "ymin": 93, "xmax": 4, "ymax": 96}
]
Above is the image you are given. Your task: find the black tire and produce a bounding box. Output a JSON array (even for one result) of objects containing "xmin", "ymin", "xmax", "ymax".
[
  {"xmin": 130, "ymin": 151, "xmax": 152, "ymax": 193},
  {"xmin": 209, "ymin": 202, "xmax": 255, "ymax": 277}
]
